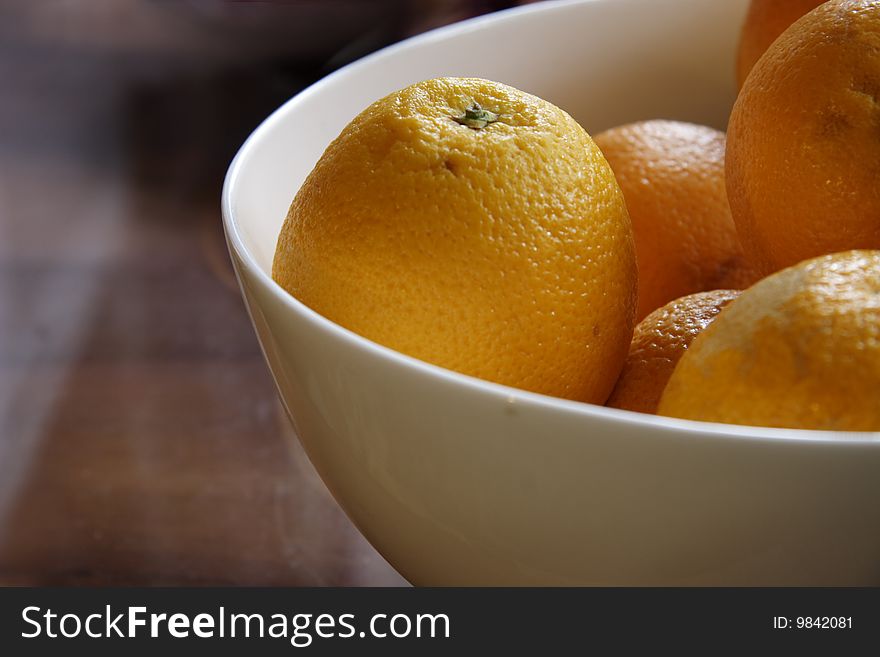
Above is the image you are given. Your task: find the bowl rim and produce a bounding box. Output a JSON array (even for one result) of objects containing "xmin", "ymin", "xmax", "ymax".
[{"xmin": 221, "ymin": 0, "xmax": 880, "ymax": 447}]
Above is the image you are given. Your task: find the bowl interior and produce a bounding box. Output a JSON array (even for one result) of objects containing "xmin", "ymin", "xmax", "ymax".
[
  {"xmin": 227, "ymin": 0, "xmax": 747, "ymax": 275},
  {"xmin": 224, "ymin": 0, "xmax": 879, "ymax": 445}
]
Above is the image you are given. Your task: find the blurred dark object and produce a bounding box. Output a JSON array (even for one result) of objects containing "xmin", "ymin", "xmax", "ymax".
[
  {"xmin": 0, "ymin": 1, "xmax": 403, "ymax": 64},
  {"xmin": 0, "ymin": 1, "xmax": 520, "ymax": 71}
]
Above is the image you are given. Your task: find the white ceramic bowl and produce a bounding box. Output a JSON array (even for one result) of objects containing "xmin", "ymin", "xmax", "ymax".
[{"xmin": 222, "ymin": 0, "xmax": 880, "ymax": 585}]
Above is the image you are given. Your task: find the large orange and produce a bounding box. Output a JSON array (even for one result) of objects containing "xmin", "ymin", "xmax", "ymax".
[
  {"xmin": 658, "ymin": 251, "xmax": 880, "ymax": 431},
  {"xmin": 735, "ymin": 0, "xmax": 826, "ymax": 88},
  {"xmin": 606, "ymin": 289, "xmax": 740, "ymax": 415},
  {"xmin": 273, "ymin": 78, "xmax": 637, "ymax": 403},
  {"xmin": 727, "ymin": 0, "xmax": 880, "ymax": 276},
  {"xmin": 594, "ymin": 120, "xmax": 755, "ymax": 320}
]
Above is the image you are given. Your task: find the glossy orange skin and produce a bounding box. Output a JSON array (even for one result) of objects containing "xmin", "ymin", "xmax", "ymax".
[
  {"xmin": 595, "ymin": 120, "xmax": 756, "ymax": 321},
  {"xmin": 606, "ymin": 290, "xmax": 740, "ymax": 414},
  {"xmin": 659, "ymin": 251, "xmax": 880, "ymax": 431},
  {"xmin": 736, "ymin": 0, "xmax": 826, "ymax": 88},
  {"xmin": 727, "ymin": 0, "xmax": 880, "ymax": 276}
]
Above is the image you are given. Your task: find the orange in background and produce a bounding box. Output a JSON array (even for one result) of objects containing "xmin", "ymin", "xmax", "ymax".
[
  {"xmin": 594, "ymin": 120, "xmax": 756, "ymax": 321},
  {"xmin": 736, "ymin": 0, "xmax": 826, "ymax": 88}
]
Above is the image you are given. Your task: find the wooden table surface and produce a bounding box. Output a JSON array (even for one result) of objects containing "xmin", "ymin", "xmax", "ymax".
[{"xmin": 0, "ymin": 4, "xmax": 421, "ymax": 586}]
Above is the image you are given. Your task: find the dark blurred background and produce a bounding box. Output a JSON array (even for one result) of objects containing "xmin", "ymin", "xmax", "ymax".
[{"xmin": 0, "ymin": 0, "xmax": 539, "ymax": 586}]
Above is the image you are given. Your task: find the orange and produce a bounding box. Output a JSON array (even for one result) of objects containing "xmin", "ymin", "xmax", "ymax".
[
  {"xmin": 658, "ymin": 251, "xmax": 880, "ymax": 431},
  {"xmin": 606, "ymin": 289, "xmax": 740, "ymax": 414},
  {"xmin": 727, "ymin": 0, "xmax": 880, "ymax": 276},
  {"xmin": 594, "ymin": 120, "xmax": 756, "ymax": 321},
  {"xmin": 735, "ymin": 0, "xmax": 826, "ymax": 88},
  {"xmin": 272, "ymin": 77, "xmax": 637, "ymax": 403}
]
